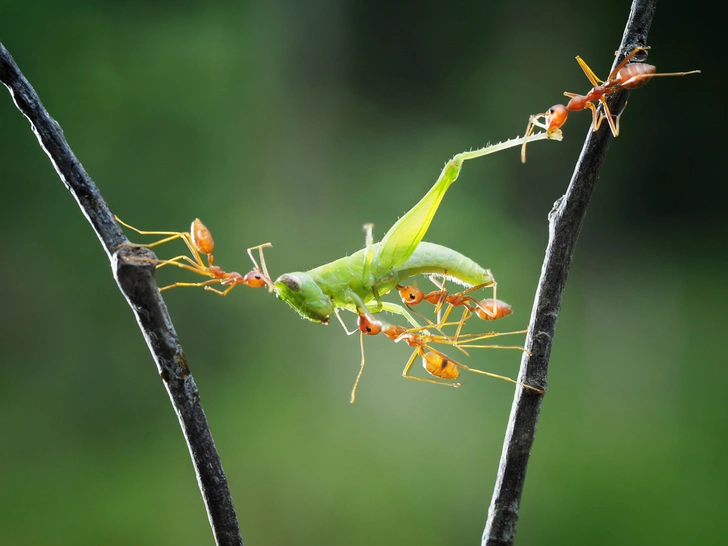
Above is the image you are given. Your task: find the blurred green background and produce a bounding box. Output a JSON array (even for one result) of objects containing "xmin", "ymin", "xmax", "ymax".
[{"xmin": 1, "ymin": 2, "xmax": 724, "ymax": 545}]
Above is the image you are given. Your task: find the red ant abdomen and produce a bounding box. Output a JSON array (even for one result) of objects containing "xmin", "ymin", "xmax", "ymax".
[{"xmin": 614, "ymin": 63, "xmax": 657, "ymax": 89}]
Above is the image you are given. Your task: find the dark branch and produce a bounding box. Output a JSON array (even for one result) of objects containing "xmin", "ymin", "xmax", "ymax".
[
  {"xmin": 482, "ymin": 1, "xmax": 657, "ymax": 544},
  {"xmin": 0, "ymin": 42, "xmax": 243, "ymax": 546}
]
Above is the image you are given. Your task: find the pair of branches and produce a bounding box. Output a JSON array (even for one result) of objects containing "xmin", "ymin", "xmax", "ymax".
[{"xmin": 0, "ymin": 1, "xmax": 656, "ymax": 544}]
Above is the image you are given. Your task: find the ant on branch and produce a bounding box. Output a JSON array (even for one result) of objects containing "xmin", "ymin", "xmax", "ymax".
[
  {"xmin": 521, "ymin": 46, "xmax": 700, "ymax": 162},
  {"xmin": 116, "ymin": 216, "xmax": 272, "ymax": 295}
]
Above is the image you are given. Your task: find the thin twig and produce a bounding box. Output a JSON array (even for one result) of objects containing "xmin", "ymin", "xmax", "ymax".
[
  {"xmin": 482, "ymin": 1, "xmax": 656, "ymax": 544},
  {"xmin": 0, "ymin": 42, "xmax": 243, "ymax": 546}
]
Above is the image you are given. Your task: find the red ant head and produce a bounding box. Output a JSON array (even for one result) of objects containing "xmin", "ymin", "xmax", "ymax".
[
  {"xmin": 397, "ymin": 285, "xmax": 424, "ymax": 305},
  {"xmin": 357, "ymin": 314, "xmax": 382, "ymax": 335},
  {"xmin": 243, "ymin": 268, "xmax": 268, "ymax": 288},
  {"xmin": 546, "ymin": 104, "xmax": 569, "ymax": 132}
]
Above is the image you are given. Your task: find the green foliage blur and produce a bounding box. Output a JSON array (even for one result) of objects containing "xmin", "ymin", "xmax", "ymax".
[{"xmin": 1, "ymin": 2, "xmax": 724, "ymax": 545}]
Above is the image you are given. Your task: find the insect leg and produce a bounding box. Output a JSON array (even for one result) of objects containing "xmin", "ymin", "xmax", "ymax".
[
  {"xmin": 378, "ymin": 302, "xmax": 423, "ymax": 330},
  {"xmin": 574, "ymin": 55, "xmax": 604, "ymax": 87},
  {"xmin": 606, "ymin": 46, "xmax": 650, "ymax": 81},
  {"xmin": 595, "ymin": 97, "xmax": 619, "ymax": 136},
  {"xmin": 521, "ymin": 112, "xmax": 560, "ymax": 163},
  {"xmin": 246, "ymin": 243, "xmax": 274, "ymax": 291},
  {"xmin": 449, "ymin": 358, "xmax": 543, "ymax": 393},
  {"xmin": 334, "ymin": 308, "xmax": 359, "ymax": 336},
  {"xmin": 350, "ymin": 332, "xmax": 368, "ymax": 403},
  {"xmin": 115, "ymin": 216, "xmax": 204, "ymax": 265},
  {"xmin": 455, "ymin": 329, "xmax": 529, "ymax": 354},
  {"xmin": 154, "ymin": 254, "xmax": 207, "ymax": 271},
  {"xmin": 160, "ymin": 279, "xmax": 228, "ymax": 293}
]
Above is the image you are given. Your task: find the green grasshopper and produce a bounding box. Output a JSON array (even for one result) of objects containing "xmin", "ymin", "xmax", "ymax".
[
  {"xmin": 118, "ymin": 130, "xmax": 560, "ymax": 398},
  {"xmin": 260, "ymin": 132, "xmax": 560, "ymax": 326}
]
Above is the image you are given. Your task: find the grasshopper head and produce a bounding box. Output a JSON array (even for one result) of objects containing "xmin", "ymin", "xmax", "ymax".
[{"xmin": 274, "ymin": 272, "xmax": 334, "ymax": 324}]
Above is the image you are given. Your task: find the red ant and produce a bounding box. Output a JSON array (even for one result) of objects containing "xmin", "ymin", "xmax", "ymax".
[
  {"xmin": 397, "ymin": 282, "xmax": 513, "ymax": 320},
  {"xmin": 521, "ymin": 46, "xmax": 700, "ymax": 162},
  {"xmin": 349, "ymin": 312, "xmax": 541, "ymax": 402},
  {"xmin": 116, "ymin": 216, "xmax": 273, "ymax": 295},
  {"xmin": 395, "ymin": 275, "xmax": 514, "ymax": 343}
]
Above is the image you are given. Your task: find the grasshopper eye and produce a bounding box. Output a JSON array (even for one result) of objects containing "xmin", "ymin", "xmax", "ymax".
[{"xmin": 278, "ymin": 274, "xmax": 301, "ymax": 292}]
